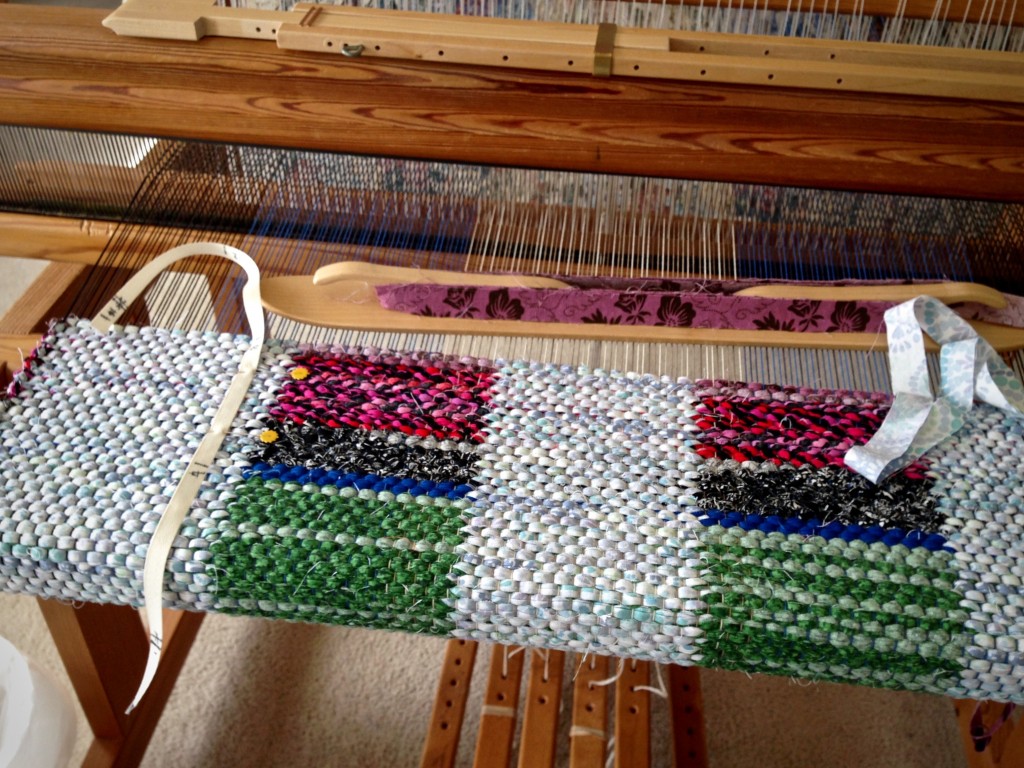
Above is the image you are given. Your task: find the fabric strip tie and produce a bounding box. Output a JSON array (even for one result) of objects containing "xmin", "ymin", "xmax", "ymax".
[
  {"xmin": 845, "ymin": 296, "xmax": 1024, "ymax": 483},
  {"xmin": 95, "ymin": 243, "xmax": 266, "ymax": 714}
]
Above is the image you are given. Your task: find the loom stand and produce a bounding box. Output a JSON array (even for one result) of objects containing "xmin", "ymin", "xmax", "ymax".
[{"xmin": 1, "ymin": 251, "xmax": 1023, "ymax": 767}]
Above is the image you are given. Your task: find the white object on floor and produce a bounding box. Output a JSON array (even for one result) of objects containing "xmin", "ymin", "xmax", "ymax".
[{"xmin": 0, "ymin": 635, "xmax": 76, "ymax": 768}]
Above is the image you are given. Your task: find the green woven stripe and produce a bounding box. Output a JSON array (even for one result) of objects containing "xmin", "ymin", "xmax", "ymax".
[
  {"xmin": 211, "ymin": 535, "xmax": 458, "ymax": 631},
  {"xmin": 714, "ymin": 543, "xmax": 957, "ymax": 590},
  {"xmin": 217, "ymin": 604, "xmax": 451, "ymax": 634},
  {"xmin": 696, "ymin": 527, "xmax": 967, "ymax": 689},
  {"xmin": 704, "ymin": 553, "xmax": 962, "ymax": 612},
  {"xmin": 703, "ymin": 588, "xmax": 966, "ymax": 638},
  {"xmin": 699, "ymin": 630, "xmax": 963, "ymax": 689},
  {"xmin": 234, "ymin": 476, "xmax": 466, "ymax": 545},
  {"xmin": 206, "ymin": 476, "xmax": 465, "ymax": 634}
]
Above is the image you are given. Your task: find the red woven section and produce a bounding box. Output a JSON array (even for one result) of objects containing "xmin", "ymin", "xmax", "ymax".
[
  {"xmin": 272, "ymin": 352, "xmax": 496, "ymax": 443},
  {"xmin": 693, "ymin": 395, "xmax": 915, "ymax": 473}
]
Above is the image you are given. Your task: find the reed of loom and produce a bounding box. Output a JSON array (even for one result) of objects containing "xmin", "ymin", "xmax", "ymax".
[{"xmin": 0, "ymin": 0, "xmax": 1023, "ymax": 765}]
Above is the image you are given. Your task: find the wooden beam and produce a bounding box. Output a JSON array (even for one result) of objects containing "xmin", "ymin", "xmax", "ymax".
[
  {"xmin": 0, "ymin": 261, "xmax": 87, "ymax": 334},
  {"xmin": 37, "ymin": 600, "xmax": 147, "ymax": 744},
  {"xmin": 517, "ymin": 650, "xmax": 566, "ymax": 768},
  {"xmin": 668, "ymin": 666, "xmax": 708, "ymax": 768},
  {"xmin": 614, "ymin": 660, "xmax": 652, "ymax": 768},
  {"xmin": 0, "ymin": 213, "xmax": 113, "ymax": 265},
  {"xmin": 1, "ymin": 6, "xmax": 1022, "ymax": 201},
  {"xmin": 473, "ymin": 645, "xmax": 525, "ymax": 768},
  {"xmin": 421, "ymin": 638, "xmax": 479, "ymax": 768},
  {"xmin": 104, "ymin": 1, "xmax": 1024, "ymax": 102},
  {"xmin": 36, "ymin": 600, "xmax": 204, "ymax": 768},
  {"xmin": 569, "ymin": 655, "xmax": 611, "ymax": 768}
]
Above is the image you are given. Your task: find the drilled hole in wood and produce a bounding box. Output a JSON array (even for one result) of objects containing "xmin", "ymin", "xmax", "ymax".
[
  {"xmin": 503, "ymin": 55, "xmax": 509, "ymax": 61},
  {"xmin": 454, "ymin": 658, "xmax": 462, "ymax": 666},
  {"xmin": 629, "ymin": 705, "xmax": 639, "ymax": 715},
  {"xmin": 768, "ymin": 74, "xmax": 775, "ymax": 80},
  {"xmin": 272, "ymin": 28, "xmax": 276, "ymax": 34},
  {"xmin": 633, "ymin": 65, "xmax": 639, "ymax": 70},
  {"xmin": 375, "ymin": 45, "xmax": 381, "ymax": 50},
  {"xmin": 256, "ymin": 26, "xmax": 261, "ymax": 32},
  {"xmin": 585, "ymin": 703, "xmax": 595, "ymax": 712},
  {"xmin": 497, "ymin": 692, "xmax": 506, "ymax": 702},
  {"xmin": 698, "ymin": 45, "xmax": 705, "ymax": 51},
  {"xmin": 441, "ymin": 722, "xmax": 449, "ymax": 730},
  {"xmin": 830, "ymin": 52, "xmax": 836, "ymax": 59},
  {"xmin": 836, "ymin": 78, "xmax": 844, "ymax": 84},
  {"xmin": 568, "ymin": 60, "xmax": 574, "ymax": 66},
  {"xmin": 445, "ymin": 699, "xmax": 453, "ymax": 708},
  {"xmin": 326, "ymin": 41, "xmax": 333, "ymax": 47},
  {"xmin": 764, "ymin": 49, "xmax": 770, "ymax": 55},
  {"xmin": 538, "ymin": 695, "xmax": 549, "ymax": 705},
  {"xmin": 459, "ymin": 640, "xmax": 466, "ymax": 645},
  {"xmin": 700, "ymin": 70, "xmax": 707, "ymax": 76},
  {"xmin": 449, "ymin": 678, "xmax": 458, "ymax": 687},
  {"xmin": 438, "ymin": 50, "xmax": 445, "ymax": 56}
]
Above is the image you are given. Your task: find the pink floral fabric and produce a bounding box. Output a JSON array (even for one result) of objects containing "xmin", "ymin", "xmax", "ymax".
[{"xmin": 375, "ymin": 277, "xmax": 1024, "ymax": 332}]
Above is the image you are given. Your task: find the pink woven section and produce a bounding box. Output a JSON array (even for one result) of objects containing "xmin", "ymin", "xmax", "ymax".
[
  {"xmin": 272, "ymin": 352, "xmax": 496, "ymax": 443},
  {"xmin": 689, "ymin": 381, "xmax": 928, "ymax": 479}
]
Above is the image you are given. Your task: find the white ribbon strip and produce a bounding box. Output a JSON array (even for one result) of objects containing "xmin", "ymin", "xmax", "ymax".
[
  {"xmin": 845, "ymin": 295, "xmax": 1024, "ymax": 484},
  {"xmin": 93, "ymin": 243, "xmax": 265, "ymax": 714}
]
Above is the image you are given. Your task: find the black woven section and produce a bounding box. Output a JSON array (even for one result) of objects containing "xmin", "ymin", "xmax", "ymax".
[
  {"xmin": 256, "ymin": 420, "xmax": 479, "ymax": 484},
  {"xmin": 695, "ymin": 465, "xmax": 943, "ymax": 533}
]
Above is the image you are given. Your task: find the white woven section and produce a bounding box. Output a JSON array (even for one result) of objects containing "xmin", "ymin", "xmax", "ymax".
[{"xmin": 451, "ymin": 361, "xmax": 708, "ymax": 662}]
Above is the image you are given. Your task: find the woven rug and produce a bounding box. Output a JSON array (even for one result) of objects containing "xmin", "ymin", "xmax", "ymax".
[{"xmin": 1, "ymin": 316, "xmax": 1022, "ymax": 706}]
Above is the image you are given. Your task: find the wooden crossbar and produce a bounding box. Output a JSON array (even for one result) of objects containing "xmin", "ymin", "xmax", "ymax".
[
  {"xmin": 103, "ymin": 0, "xmax": 1024, "ymax": 103},
  {"xmin": 422, "ymin": 643, "xmax": 712, "ymax": 767}
]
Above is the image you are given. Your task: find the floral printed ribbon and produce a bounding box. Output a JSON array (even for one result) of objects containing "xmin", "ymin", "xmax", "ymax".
[
  {"xmin": 845, "ymin": 296, "xmax": 1024, "ymax": 483},
  {"xmin": 374, "ymin": 278, "xmax": 1024, "ymax": 332}
]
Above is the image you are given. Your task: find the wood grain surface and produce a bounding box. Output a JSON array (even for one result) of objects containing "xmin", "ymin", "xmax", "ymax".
[{"xmin": 1, "ymin": 6, "xmax": 1022, "ymax": 200}]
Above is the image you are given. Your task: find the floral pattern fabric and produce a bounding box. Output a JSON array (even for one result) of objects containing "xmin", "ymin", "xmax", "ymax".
[{"xmin": 375, "ymin": 277, "xmax": 1024, "ymax": 332}]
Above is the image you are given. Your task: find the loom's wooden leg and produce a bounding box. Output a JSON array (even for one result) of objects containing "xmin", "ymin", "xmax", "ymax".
[
  {"xmin": 38, "ymin": 600, "xmax": 204, "ymax": 768},
  {"xmin": 569, "ymin": 654, "xmax": 610, "ymax": 768},
  {"xmin": 0, "ymin": 212, "xmax": 115, "ymax": 265},
  {"xmin": 3, "ymin": 231, "xmax": 202, "ymax": 768},
  {"xmin": 473, "ymin": 645, "xmax": 525, "ymax": 768},
  {"xmin": 517, "ymin": 649, "xmax": 566, "ymax": 768},
  {"xmin": 0, "ymin": 261, "xmax": 86, "ymax": 334},
  {"xmin": 615, "ymin": 660, "xmax": 651, "ymax": 768},
  {"xmin": 422, "ymin": 638, "xmax": 479, "ymax": 768},
  {"xmin": 957, "ymin": 699, "xmax": 999, "ymax": 768},
  {"xmin": 667, "ymin": 666, "xmax": 708, "ymax": 768},
  {"xmin": 995, "ymin": 718, "xmax": 1024, "ymax": 768},
  {"xmin": 955, "ymin": 699, "xmax": 1024, "ymax": 768}
]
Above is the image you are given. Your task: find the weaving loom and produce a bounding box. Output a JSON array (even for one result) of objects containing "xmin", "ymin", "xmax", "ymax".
[{"xmin": 1, "ymin": 0, "xmax": 1023, "ymax": 765}]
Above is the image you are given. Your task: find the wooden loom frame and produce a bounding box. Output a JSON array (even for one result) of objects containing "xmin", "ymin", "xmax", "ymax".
[{"xmin": 1, "ymin": 2, "xmax": 1024, "ymax": 765}]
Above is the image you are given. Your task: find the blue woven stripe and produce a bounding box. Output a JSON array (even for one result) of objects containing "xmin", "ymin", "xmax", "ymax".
[
  {"xmin": 696, "ymin": 509, "xmax": 948, "ymax": 551},
  {"xmin": 245, "ymin": 462, "xmax": 473, "ymax": 499}
]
